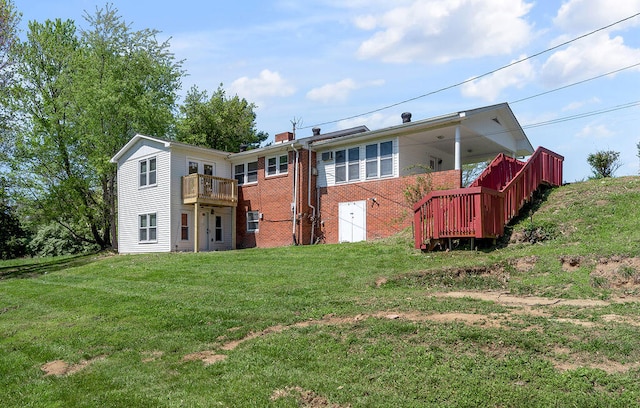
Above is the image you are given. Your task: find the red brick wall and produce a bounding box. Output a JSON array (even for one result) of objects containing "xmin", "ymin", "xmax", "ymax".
[
  {"xmin": 317, "ymin": 170, "xmax": 461, "ymax": 244},
  {"xmin": 236, "ymin": 150, "xmax": 317, "ymax": 248},
  {"xmin": 236, "ymin": 151, "xmax": 459, "ymax": 247}
]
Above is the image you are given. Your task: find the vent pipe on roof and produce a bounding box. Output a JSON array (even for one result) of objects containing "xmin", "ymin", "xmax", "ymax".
[
  {"xmin": 239, "ymin": 143, "xmax": 248, "ymax": 152},
  {"xmin": 312, "ymin": 127, "xmax": 321, "ymax": 136},
  {"xmin": 401, "ymin": 112, "xmax": 412, "ymax": 123}
]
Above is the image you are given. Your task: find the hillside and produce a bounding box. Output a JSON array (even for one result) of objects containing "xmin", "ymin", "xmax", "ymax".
[{"xmin": 1, "ymin": 177, "xmax": 640, "ymax": 407}]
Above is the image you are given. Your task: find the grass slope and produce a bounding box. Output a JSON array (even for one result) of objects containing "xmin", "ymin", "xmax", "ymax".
[{"xmin": 1, "ymin": 176, "xmax": 640, "ymax": 407}]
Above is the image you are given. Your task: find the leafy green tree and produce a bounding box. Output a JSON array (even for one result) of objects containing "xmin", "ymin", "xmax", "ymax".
[
  {"xmin": 74, "ymin": 5, "xmax": 183, "ymax": 248},
  {"xmin": 10, "ymin": 5, "xmax": 183, "ymax": 251},
  {"xmin": 0, "ymin": 177, "xmax": 29, "ymax": 259},
  {"xmin": 11, "ymin": 18, "xmax": 93, "ymax": 246},
  {"xmin": 462, "ymin": 161, "xmax": 489, "ymax": 187},
  {"xmin": 587, "ymin": 150, "xmax": 621, "ymax": 179},
  {"xmin": 0, "ymin": 0, "xmax": 20, "ymax": 164},
  {"xmin": 177, "ymin": 84, "xmax": 268, "ymax": 152}
]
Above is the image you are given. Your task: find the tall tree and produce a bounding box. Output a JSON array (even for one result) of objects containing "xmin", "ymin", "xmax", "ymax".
[
  {"xmin": 11, "ymin": 19, "xmax": 94, "ymax": 245},
  {"xmin": 0, "ymin": 0, "xmax": 20, "ymax": 164},
  {"xmin": 74, "ymin": 5, "xmax": 183, "ymax": 248},
  {"xmin": 177, "ymin": 84, "xmax": 268, "ymax": 152},
  {"xmin": 11, "ymin": 5, "xmax": 183, "ymax": 250}
]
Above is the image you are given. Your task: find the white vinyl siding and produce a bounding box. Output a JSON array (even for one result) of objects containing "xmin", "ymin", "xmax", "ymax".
[
  {"xmin": 316, "ymin": 138, "xmax": 398, "ymax": 188},
  {"xmin": 170, "ymin": 146, "xmax": 232, "ymax": 252},
  {"xmin": 116, "ymin": 140, "xmax": 171, "ymax": 253}
]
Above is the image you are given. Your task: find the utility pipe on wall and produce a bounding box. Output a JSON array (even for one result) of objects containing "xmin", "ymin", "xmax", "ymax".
[
  {"xmin": 291, "ymin": 145, "xmax": 299, "ymax": 245},
  {"xmin": 306, "ymin": 143, "xmax": 316, "ymax": 245},
  {"xmin": 454, "ymin": 125, "xmax": 461, "ymax": 170}
]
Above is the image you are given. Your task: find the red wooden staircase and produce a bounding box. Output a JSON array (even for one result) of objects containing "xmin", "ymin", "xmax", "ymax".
[{"xmin": 413, "ymin": 147, "xmax": 564, "ymax": 250}]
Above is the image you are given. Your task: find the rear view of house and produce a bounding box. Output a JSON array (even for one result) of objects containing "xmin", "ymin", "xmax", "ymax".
[{"xmin": 111, "ymin": 102, "xmax": 560, "ymax": 253}]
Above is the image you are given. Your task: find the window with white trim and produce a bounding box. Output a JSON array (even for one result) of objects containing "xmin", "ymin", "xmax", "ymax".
[
  {"xmin": 266, "ymin": 154, "xmax": 288, "ymax": 176},
  {"xmin": 234, "ymin": 161, "xmax": 258, "ymax": 185},
  {"xmin": 247, "ymin": 211, "xmax": 259, "ymax": 232},
  {"xmin": 139, "ymin": 157, "xmax": 157, "ymax": 187},
  {"xmin": 139, "ymin": 213, "xmax": 157, "ymax": 243},
  {"xmin": 335, "ymin": 147, "xmax": 360, "ymax": 183},
  {"xmin": 180, "ymin": 213, "xmax": 188, "ymax": 241},
  {"xmin": 365, "ymin": 141, "xmax": 393, "ymax": 179},
  {"xmin": 215, "ymin": 215, "xmax": 223, "ymax": 242}
]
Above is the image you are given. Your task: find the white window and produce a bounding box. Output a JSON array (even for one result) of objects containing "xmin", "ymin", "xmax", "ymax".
[
  {"xmin": 181, "ymin": 213, "xmax": 188, "ymax": 241},
  {"xmin": 234, "ymin": 161, "xmax": 258, "ymax": 185},
  {"xmin": 266, "ymin": 154, "xmax": 288, "ymax": 176},
  {"xmin": 366, "ymin": 141, "xmax": 393, "ymax": 179},
  {"xmin": 247, "ymin": 211, "xmax": 259, "ymax": 232},
  {"xmin": 187, "ymin": 160, "xmax": 215, "ymax": 176},
  {"xmin": 335, "ymin": 148, "xmax": 359, "ymax": 183},
  {"xmin": 429, "ymin": 156, "xmax": 442, "ymax": 171},
  {"xmin": 215, "ymin": 215, "xmax": 223, "ymax": 242},
  {"xmin": 139, "ymin": 157, "xmax": 157, "ymax": 187},
  {"xmin": 139, "ymin": 213, "xmax": 157, "ymax": 243}
]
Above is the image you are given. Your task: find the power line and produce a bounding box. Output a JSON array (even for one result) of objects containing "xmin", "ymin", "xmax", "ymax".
[
  {"xmin": 510, "ymin": 61, "xmax": 640, "ymax": 105},
  {"xmin": 301, "ymin": 11, "xmax": 640, "ymax": 130},
  {"xmin": 522, "ymin": 100, "xmax": 640, "ymax": 129}
]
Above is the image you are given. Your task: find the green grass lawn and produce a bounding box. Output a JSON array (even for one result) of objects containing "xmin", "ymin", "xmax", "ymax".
[{"xmin": 2, "ymin": 177, "xmax": 640, "ymax": 407}]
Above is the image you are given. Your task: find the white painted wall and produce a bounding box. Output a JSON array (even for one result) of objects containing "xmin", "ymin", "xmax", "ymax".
[
  {"xmin": 316, "ymin": 137, "xmax": 398, "ymax": 188},
  {"xmin": 116, "ymin": 139, "xmax": 172, "ymax": 253},
  {"xmin": 169, "ymin": 145, "xmax": 233, "ymax": 252}
]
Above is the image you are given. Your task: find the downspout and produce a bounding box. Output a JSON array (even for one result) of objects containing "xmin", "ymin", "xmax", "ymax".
[
  {"xmin": 291, "ymin": 144, "xmax": 299, "ymax": 245},
  {"xmin": 306, "ymin": 142, "xmax": 316, "ymax": 244}
]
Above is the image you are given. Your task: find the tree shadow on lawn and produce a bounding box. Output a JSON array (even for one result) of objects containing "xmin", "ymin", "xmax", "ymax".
[{"xmin": 0, "ymin": 252, "xmax": 104, "ymax": 280}]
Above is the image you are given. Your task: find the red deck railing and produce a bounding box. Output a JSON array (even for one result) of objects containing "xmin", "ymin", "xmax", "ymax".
[{"xmin": 413, "ymin": 147, "xmax": 564, "ymax": 250}]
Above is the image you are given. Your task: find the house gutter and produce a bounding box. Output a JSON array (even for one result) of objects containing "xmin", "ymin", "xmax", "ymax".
[
  {"xmin": 291, "ymin": 144, "xmax": 300, "ymax": 245},
  {"xmin": 306, "ymin": 142, "xmax": 316, "ymax": 244}
]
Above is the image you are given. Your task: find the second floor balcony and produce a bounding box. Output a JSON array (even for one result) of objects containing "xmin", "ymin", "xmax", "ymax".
[{"xmin": 182, "ymin": 173, "xmax": 238, "ymax": 207}]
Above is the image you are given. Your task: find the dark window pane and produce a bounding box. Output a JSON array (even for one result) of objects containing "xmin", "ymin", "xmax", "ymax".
[
  {"xmin": 366, "ymin": 144, "xmax": 377, "ymax": 159},
  {"xmin": 366, "ymin": 161, "xmax": 377, "ymax": 178},
  {"xmin": 380, "ymin": 141, "xmax": 392, "ymax": 156}
]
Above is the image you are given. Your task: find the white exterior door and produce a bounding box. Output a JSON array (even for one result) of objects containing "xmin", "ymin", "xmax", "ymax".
[
  {"xmin": 339, "ymin": 201, "xmax": 366, "ymax": 243},
  {"xmin": 198, "ymin": 211, "xmax": 212, "ymax": 252}
]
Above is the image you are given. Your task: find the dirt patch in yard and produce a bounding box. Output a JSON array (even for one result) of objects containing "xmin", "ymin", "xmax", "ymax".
[
  {"xmin": 41, "ymin": 355, "xmax": 105, "ymax": 377},
  {"xmin": 182, "ymin": 351, "xmax": 227, "ymax": 365},
  {"xmin": 590, "ymin": 256, "xmax": 640, "ymax": 289},
  {"xmin": 270, "ymin": 386, "xmax": 350, "ymax": 408}
]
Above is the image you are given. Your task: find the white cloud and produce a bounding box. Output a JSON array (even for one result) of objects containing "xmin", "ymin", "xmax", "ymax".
[
  {"xmin": 575, "ymin": 123, "xmax": 614, "ymax": 139},
  {"xmin": 540, "ymin": 33, "xmax": 640, "ymax": 87},
  {"xmin": 229, "ymin": 70, "xmax": 296, "ymax": 103},
  {"xmin": 306, "ymin": 78, "xmax": 385, "ymax": 104},
  {"xmin": 461, "ymin": 55, "xmax": 535, "ymax": 102},
  {"xmin": 554, "ymin": 0, "xmax": 640, "ymax": 34},
  {"xmin": 337, "ymin": 112, "xmax": 400, "ymax": 131},
  {"xmin": 354, "ymin": 0, "xmax": 534, "ymax": 64},
  {"xmin": 562, "ymin": 97, "xmax": 601, "ymax": 112}
]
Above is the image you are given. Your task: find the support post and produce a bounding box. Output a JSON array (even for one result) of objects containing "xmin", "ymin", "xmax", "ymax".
[
  {"xmin": 231, "ymin": 205, "xmax": 237, "ymax": 250},
  {"xmin": 194, "ymin": 202, "xmax": 199, "ymax": 253},
  {"xmin": 455, "ymin": 125, "xmax": 461, "ymax": 170}
]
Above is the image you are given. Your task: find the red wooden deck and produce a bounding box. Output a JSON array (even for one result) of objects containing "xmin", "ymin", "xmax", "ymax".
[{"xmin": 413, "ymin": 147, "xmax": 564, "ymax": 250}]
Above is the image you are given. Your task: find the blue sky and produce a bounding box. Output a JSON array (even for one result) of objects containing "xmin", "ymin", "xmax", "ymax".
[{"xmin": 14, "ymin": 0, "xmax": 640, "ymax": 182}]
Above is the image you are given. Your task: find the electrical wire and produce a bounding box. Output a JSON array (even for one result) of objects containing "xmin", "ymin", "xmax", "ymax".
[{"xmin": 300, "ymin": 12, "xmax": 640, "ymax": 130}]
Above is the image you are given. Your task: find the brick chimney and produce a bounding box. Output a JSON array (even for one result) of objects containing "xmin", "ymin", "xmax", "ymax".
[{"xmin": 275, "ymin": 131, "xmax": 294, "ymax": 144}]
